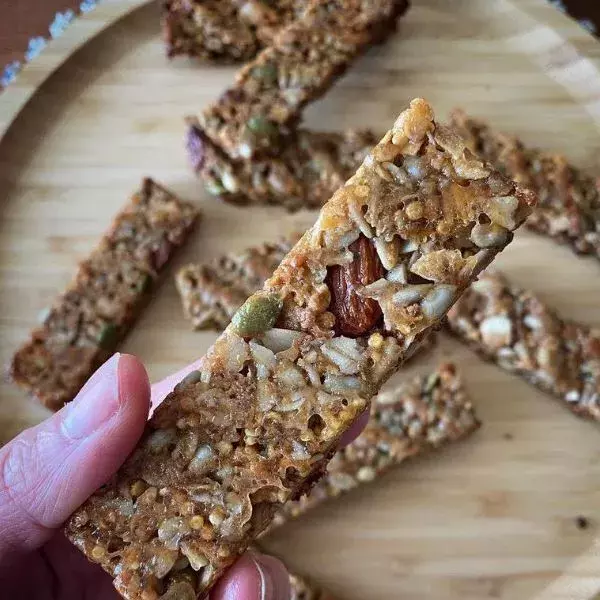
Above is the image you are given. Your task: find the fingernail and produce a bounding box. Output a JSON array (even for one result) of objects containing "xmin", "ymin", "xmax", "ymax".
[
  {"xmin": 251, "ymin": 553, "xmax": 291, "ymax": 600},
  {"xmin": 61, "ymin": 354, "xmax": 122, "ymax": 439}
]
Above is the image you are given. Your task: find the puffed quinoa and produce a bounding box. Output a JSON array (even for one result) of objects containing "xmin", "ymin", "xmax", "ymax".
[{"xmin": 66, "ymin": 99, "xmax": 535, "ymax": 600}]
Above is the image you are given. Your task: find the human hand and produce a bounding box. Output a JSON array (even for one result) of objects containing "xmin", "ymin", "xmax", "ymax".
[{"xmin": 0, "ymin": 354, "xmax": 293, "ymax": 600}]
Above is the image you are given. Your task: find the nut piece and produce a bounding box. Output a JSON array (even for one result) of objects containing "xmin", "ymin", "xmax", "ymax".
[
  {"xmin": 326, "ymin": 235, "xmax": 385, "ymax": 337},
  {"xmin": 231, "ymin": 292, "xmax": 283, "ymax": 336}
]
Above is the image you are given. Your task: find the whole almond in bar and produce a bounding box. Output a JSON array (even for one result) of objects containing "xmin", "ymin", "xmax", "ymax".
[
  {"xmin": 451, "ymin": 110, "xmax": 600, "ymax": 263},
  {"xmin": 187, "ymin": 126, "xmax": 377, "ymax": 210},
  {"xmin": 446, "ymin": 271, "xmax": 600, "ymax": 421},
  {"xmin": 175, "ymin": 232, "xmax": 437, "ymax": 356},
  {"xmin": 9, "ymin": 179, "xmax": 199, "ymax": 411},
  {"xmin": 65, "ymin": 98, "xmax": 536, "ymax": 600},
  {"xmin": 192, "ymin": 0, "xmax": 409, "ymax": 161},
  {"xmin": 265, "ymin": 363, "xmax": 479, "ymax": 533}
]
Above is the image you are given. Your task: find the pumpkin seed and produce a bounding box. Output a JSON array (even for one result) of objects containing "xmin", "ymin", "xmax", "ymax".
[{"xmin": 231, "ymin": 292, "xmax": 283, "ymax": 337}]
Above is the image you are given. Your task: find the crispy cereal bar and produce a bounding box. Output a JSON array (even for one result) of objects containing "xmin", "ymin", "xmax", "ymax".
[
  {"xmin": 188, "ymin": 126, "xmax": 377, "ymax": 210},
  {"xmin": 66, "ymin": 99, "xmax": 536, "ymax": 600},
  {"xmin": 10, "ymin": 179, "xmax": 198, "ymax": 411},
  {"xmin": 163, "ymin": 0, "xmax": 308, "ymax": 62},
  {"xmin": 175, "ymin": 232, "xmax": 437, "ymax": 355},
  {"xmin": 266, "ymin": 363, "xmax": 478, "ymax": 532},
  {"xmin": 451, "ymin": 110, "xmax": 600, "ymax": 262},
  {"xmin": 446, "ymin": 272, "xmax": 600, "ymax": 421},
  {"xmin": 192, "ymin": 0, "xmax": 409, "ymax": 160},
  {"xmin": 176, "ymin": 235, "xmax": 300, "ymax": 330}
]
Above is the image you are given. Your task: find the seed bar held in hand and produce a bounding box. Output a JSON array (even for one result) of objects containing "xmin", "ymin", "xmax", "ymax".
[
  {"xmin": 175, "ymin": 232, "xmax": 437, "ymax": 359},
  {"xmin": 66, "ymin": 98, "xmax": 535, "ymax": 600},
  {"xmin": 451, "ymin": 110, "xmax": 600, "ymax": 263},
  {"xmin": 446, "ymin": 272, "xmax": 600, "ymax": 421},
  {"xmin": 191, "ymin": 0, "xmax": 409, "ymax": 161},
  {"xmin": 9, "ymin": 179, "xmax": 199, "ymax": 411},
  {"xmin": 163, "ymin": 0, "xmax": 308, "ymax": 63},
  {"xmin": 188, "ymin": 126, "xmax": 377, "ymax": 210},
  {"xmin": 266, "ymin": 363, "xmax": 479, "ymax": 533}
]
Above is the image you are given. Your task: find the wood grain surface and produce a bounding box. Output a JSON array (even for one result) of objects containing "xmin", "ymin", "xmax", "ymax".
[{"xmin": 1, "ymin": 1, "xmax": 600, "ymax": 599}]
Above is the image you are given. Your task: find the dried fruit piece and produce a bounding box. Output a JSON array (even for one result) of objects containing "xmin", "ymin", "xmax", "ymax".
[{"xmin": 326, "ymin": 235, "xmax": 385, "ymax": 337}]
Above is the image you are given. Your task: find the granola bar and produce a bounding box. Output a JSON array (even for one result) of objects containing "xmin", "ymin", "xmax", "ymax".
[
  {"xmin": 187, "ymin": 126, "xmax": 377, "ymax": 210},
  {"xmin": 451, "ymin": 110, "xmax": 600, "ymax": 261},
  {"xmin": 192, "ymin": 0, "xmax": 409, "ymax": 160},
  {"xmin": 66, "ymin": 99, "xmax": 535, "ymax": 600},
  {"xmin": 446, "ymin": 272, "xmax": 600, "ymax": 421},
  {"xmin": 266, "ymin": 363, "xmax": 479, "ymax": 532},
  {"xmin": 163, "ymin": 0, "xmax": 307, "ymax": 63},
  {"xmin": 176, "ymin": 235, "xmax": 300, "ymax": 330},
  {"xmin": 9, "ymin": 179, "xmax": 199, "ymax": 411}
]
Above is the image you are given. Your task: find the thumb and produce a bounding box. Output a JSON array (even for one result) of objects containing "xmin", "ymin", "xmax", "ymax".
[
  {"xmin": 0, "ymin": 353, "xmax": 150, "ymax": 562},
  {"xmin": 211, "ymin": 552, "xmax": 292, "ymax": 600}
]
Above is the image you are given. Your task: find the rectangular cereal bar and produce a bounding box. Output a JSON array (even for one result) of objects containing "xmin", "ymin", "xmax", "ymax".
[
  {"xmin": 66, "ymin": 99, "xmax": 536, "ymax": 600},
  {"xmin": 265, "ymin": 363, "xmax": 479, "ymax": 533},
  {"xmin": 176, "ymin": 235, "xmax": 300, "ymax": 330},
  {"xmin": 446, "ymin": 271, "xmax": 600, "ymax": 421},
  {"xmin": 451, "ymin": 110, "xmax": 600, "ymax": 262},
  {"xmin": 163, "ymin": 0, "xmax": 307, "ymax": 63},
  {"xmin": 187, "ymin": 126, "xmax": 377, "ymax": 210},
  {"xmin": 192, "ymin": 0, "xmax": 409, "ymax": 160},
  {"xmin": 9, "ymin": 179, "xmax": 199, "ymax": 411}
]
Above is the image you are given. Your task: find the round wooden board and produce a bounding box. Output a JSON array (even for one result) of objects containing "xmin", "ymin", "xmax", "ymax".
[{"xmin": 2, "ymin": 1, "xmax": 600, "ymax": 598}]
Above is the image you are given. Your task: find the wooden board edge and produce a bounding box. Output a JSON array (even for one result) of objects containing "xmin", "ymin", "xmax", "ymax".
[{"xmin": 0, "ymin": 0, "xmax": 151, "ymax": 139}]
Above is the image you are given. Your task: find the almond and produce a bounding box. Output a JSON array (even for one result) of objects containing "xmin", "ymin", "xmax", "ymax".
[{"xmin": 326, "ymin": 235, "xmax": 385, "ymax": 337}]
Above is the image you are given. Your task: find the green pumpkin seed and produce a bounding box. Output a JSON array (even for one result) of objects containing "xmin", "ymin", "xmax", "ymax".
[
  {"xmin": 205, "ymin": 179, "xmax": 226, "ymax": 196},
  {"xmin": 246, "ymin": 116, "xmax": 279, "ymax": 138},
  {"xmin": 252, "ymin": 63, "xmax": 278, "ymax": 84},
  {"xmin": 231, "ymin": 292, "xmax": 283, "ymax": 337}
]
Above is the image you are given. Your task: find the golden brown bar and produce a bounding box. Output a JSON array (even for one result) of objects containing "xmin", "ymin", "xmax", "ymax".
[
  {"xmin": 192, "ymin": 0, "xmax": 409, "ymax": 161},
  {"xmin": 187, "ymin": 126, "xmax": 377, "ymax": 210},
  {"xmin": 266, "ymin": 363, "xmax": 479, "ymax": 532},
  {"xmin": 163, "ymin": 0, "xmax": 307, "ymax": 62},
  {"xmin": 451, "ymin": 110, "xmax": 600, "ymax": 263},
  {"xmin": 10, "ymin": 179, "xmax": 199, "ymax": 411},
  {"xmin": 66, "ymin": 99, "xmax": 535, "ymax": 600},
  {"xmin": 446, "ymin": 271, "xmax": 600, "ymax": 421}
]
